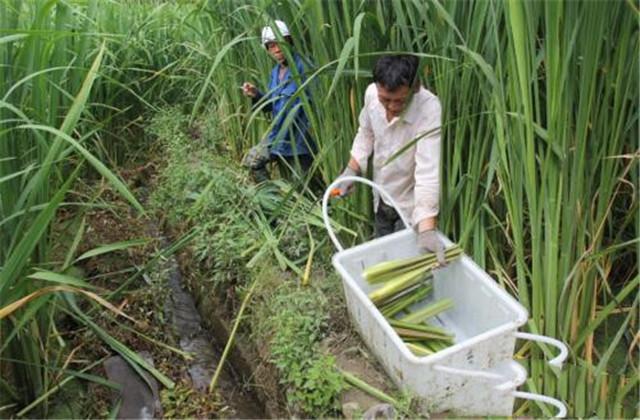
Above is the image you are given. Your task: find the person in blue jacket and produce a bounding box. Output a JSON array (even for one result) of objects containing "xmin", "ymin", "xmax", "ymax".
[{"xmin": 241, "ymin": 20, "xmax": 315, "ymax": 184}]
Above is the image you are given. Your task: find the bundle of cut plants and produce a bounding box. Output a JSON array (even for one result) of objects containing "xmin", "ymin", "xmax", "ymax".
[
  {"xmin": 364, "ymin": 245, "xmax": 462, "ymax": 305},
  {"xmin": 363, "ymin": 245, "xmax": 463, "ymax": 356}
]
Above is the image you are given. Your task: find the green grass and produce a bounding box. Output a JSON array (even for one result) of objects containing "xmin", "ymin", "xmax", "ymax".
[{"xmin": 259, "ymin": 279, "xmax": 344, "ymax": 416}]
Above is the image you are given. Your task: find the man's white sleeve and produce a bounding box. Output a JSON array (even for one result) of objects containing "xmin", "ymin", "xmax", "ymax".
[
  {"xmin": 350, "ymin": 87, "xmax": 375, "ymax": 172},
  {"xmin": 412, "ymin": 97, "xmax": 441, "ymax": 225}
]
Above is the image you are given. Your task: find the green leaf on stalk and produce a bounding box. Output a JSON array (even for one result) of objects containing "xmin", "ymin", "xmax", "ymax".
[
  {"xmin": 63, "ymin": 216, "xmax": 86, "ymax": 270},
  {"xmin": 190, "ymin": 33, "xmax": 251, "ymax": 122},
  {"xmin": 352, "ymin": 12, "xmax": 365, "ymax": 81},
  {"xmin": 0, "ymin": 165, "xmax": 80, "ymax": 296},
  {"xmin": 0, "ymin": 34, "xmax": 28, "ymax": 45},
  {"xmin": 75, "ymin": 238, "xmax": 149, "ymax": 262},
  {"xmin": 19, "ymin": 124, "xmax": 144, "ymax": 214},
  {"xmin": 383, "ymin": 125, "xmax": 440, "ymax": 166},
  {"xmin": 27, "ymin": 270, "xmax": 95, "ymax": 289},
  {"xmin": 574, "ymin": 275, "xmax": 639, "ymax": 349}
]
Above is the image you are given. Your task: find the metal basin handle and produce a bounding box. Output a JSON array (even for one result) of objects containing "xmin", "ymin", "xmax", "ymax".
[
  {"xmin": 515, "ymin": 332, "xmax": 569, "ymax": 368},
  {"xmin": 433, "ymin": 360, "xmax": 526, "ymax": 392},
  {"xmin": 322, "ymin": 176, "xmax": 411, "ymax": 251},
  {"xmin": 435, "ymin": 363, "xmax": 567, "ymax": 417},
  {"xmin": 513, "ymin": 391, "xmax": 567, "ymax": 418}
]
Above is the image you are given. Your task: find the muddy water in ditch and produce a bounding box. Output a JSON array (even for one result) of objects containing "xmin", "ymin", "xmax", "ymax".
[{"xmin": 162, "ymin": 237, "xmax": 265, "ymax": 418}]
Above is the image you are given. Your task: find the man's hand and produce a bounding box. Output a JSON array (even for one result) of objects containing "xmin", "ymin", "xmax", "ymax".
[
  {"xmin": 417, "ymin": 229, "xmax": 446, "ymax": 266},
  {"xmin": 242, "ymin": 82, "xmax": 258, "ymax": 98},
  {"xmin": 332, "ymin": 166, "xmax": 358, "ymax": 198}
]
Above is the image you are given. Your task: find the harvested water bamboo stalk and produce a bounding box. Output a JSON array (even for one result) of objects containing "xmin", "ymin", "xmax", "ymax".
[
  {"xmin": 400, "ymin": 298, "xmax": 454, "ymax": 324},
  {"xmin": 363, "ymin": 246, "xmax": 463, "ymax": 284},
  {"xmin": 368, "ymin": 269, "xmax": 427, "ymax": 305},
  {"xmin": 377, "ymin": 281, "xmax": 427, "ymax": 308},
  {"xmin": 380, "ymin": 283, "xmax": 432, "ymax": 317},
  {"xmin": 364, "ymin": 245, "xmax": 462, "ymax": 356},
  {"xmin": 393, "ymin": 327, "xmax": 454, "ymax": 342},
  {"xmin": 366, "ymin": 248, "xmax": 463, "ymax": 304},
  {"xmin": 423, "ymin": 340, "xmax": 449, "ymax": 353},
  {"xmin": 340, "ymin": 370, "xmax": 398, "ymax": 405},
  {"xmin": 406, "ymin": 342, "xmax": 433, "ymax": 357},
  {"xmin": 363, "ymin": 255, "xmax": 428, "ymax": 282},
  {"xmin": 364, "ymin": 259, "xmax": 432, "ymax": 284},
  {"xmin": 389, "ymin": 319, "xmax": 452, "ymax": 337}
]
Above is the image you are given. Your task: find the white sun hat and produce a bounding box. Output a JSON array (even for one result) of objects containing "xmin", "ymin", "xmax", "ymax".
[{"xmin": 261, "ymin": 20, "xmax": 290, "ymax": 45}]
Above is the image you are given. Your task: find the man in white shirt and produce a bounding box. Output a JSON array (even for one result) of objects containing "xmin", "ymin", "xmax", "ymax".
[{"xmin": 333, "ymin": 55, "xmax": 445, "ymax": 264}]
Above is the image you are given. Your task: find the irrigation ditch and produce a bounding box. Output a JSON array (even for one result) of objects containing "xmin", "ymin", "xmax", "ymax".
[
  {"xmin": 156, "ymin": 223, "xmax": 267, "ymax": 418},
  {"xmin": 165, "ymin": 230, "xmax": 400, "ymax": 418}
]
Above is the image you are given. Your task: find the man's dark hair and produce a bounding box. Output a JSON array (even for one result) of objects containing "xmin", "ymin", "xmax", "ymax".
[{"xmin": 372, "ymin": 54, "xmax": 419, "ymax": 91}]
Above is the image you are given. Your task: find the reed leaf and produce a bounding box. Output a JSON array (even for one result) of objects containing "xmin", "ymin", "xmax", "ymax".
[
  {"xmin": 26, "ymin": 271, "xmax": 96, "ymax": 290},
  {"xmin": 74, "ymin": 238, "xmax": 150, "ymax": 262}
]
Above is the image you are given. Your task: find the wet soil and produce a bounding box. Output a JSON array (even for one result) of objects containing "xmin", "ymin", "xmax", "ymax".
[{"xmin": 173, "ymin": 246, "xmax": 287, "ymax": 417}]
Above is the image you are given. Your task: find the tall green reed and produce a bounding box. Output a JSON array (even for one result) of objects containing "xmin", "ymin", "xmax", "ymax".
[{"xmin": 0, "ymin": 0, "xmax": 209, "ymax": 414}]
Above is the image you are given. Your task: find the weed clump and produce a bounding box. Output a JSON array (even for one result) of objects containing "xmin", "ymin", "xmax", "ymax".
[
  {"xmin": 259, "ymin": 283, "xmax": 344, "ymax": 416},
  {"xmin": 149, "ymin": 107, "xmax": 259, "ymax": 290}
]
